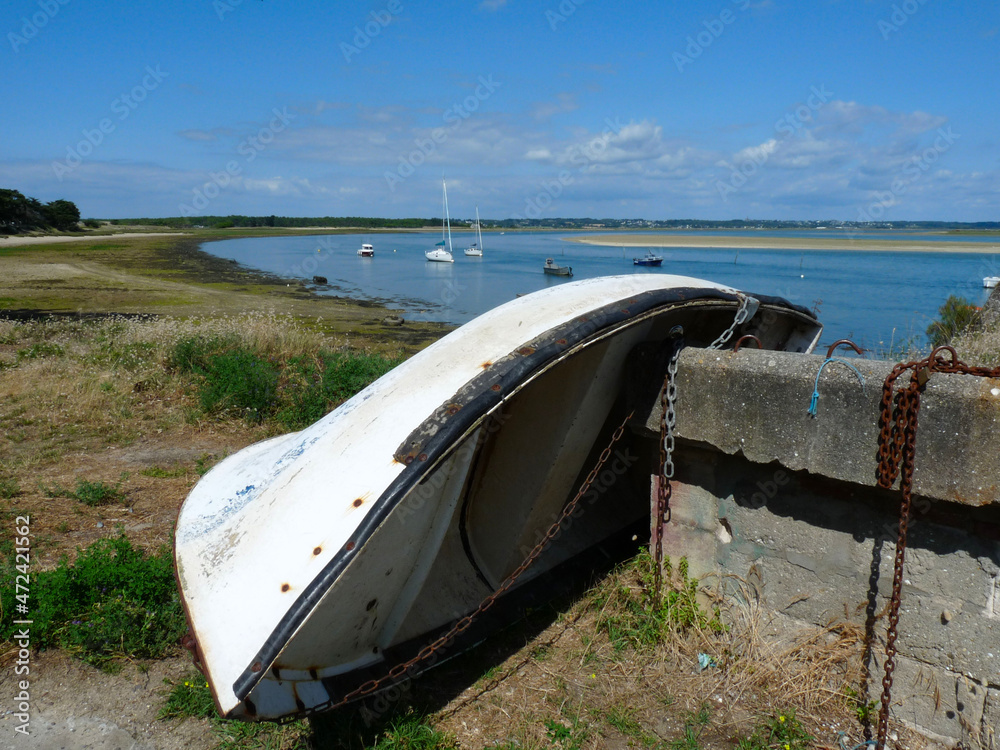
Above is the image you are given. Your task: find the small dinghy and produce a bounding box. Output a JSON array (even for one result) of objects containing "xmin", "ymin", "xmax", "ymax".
[{"xmin": 175, "ymin": 275, "xmax": 821, "ymax": 720}]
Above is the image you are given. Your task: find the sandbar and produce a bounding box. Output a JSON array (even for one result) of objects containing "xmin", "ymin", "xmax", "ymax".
[{"xmin": 567, "ymin": 233, "xmax": 1000, "ymax": 254}]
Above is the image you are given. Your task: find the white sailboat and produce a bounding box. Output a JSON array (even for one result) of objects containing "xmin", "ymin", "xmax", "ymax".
[
  {"xmin": 425, "ymin": 180, "xmax": 455, "ymax": 263},
  {"xmin": 465, "ymin": 206, "xmax": 483, "ymax": 257}
]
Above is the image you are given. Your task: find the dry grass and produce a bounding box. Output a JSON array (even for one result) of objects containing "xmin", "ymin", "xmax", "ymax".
[
  {"xmin": 0, "ymin": 311, "xmax": 401, "ymax": 568},
  {"xmin": 424, "ymin": 559, "xmax": 873, "ymax": 749},
  {"xmin": 953, "ymin": 318, "xmax": 1000, "ymax": 367}
]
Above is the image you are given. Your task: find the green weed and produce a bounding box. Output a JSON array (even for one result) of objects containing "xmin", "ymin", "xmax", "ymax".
[
  {"xmin": 195, "ymin": 453, "xmax": 220, "ymax": 476},
  {"xmin": 16, "ymin": 341, "xmax": 64, "ymax": 360},
  {"xmin": 73, "ymin": 478, "xmax": 126, "ymax": 506},
  {"xmin": 596, "ymin": 552, "xmax": 724, "ymax": 652},
  {"xmin": 159, "ymin": 674, "xmax": 217, "ymax": 720},
  {"xmin": 669, "ymin": 704, "xmax": 711, "ymax": 750},
  {"xmin": 735, "ymin": 709, "xmax": 813, "ymax": 750},
  {"xmin": 0, "ymin": 535, "xmax": 185, "ymax": 669},
  {"xmin": 843, "ymin": 685, "xmax": 877, "ymax": 724},
  {"xmin": 276, "ymin": 350, "xmax": 400, "ymax": 430},
  {"xmin": 0, "ymin": 477, "xmax": 20, "ymax": 498},
  {"xmin": 140, "ymin": 465, "xmax": 187, "ymax": 479}
]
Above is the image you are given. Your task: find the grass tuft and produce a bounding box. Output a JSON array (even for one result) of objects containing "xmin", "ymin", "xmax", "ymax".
[
  {"xmin": 158, "ymin": 674, "xmax": 217, "ymax": 720},
  {"xmin": 0, "ymin": 535, "xmax": 185, "ymax": 669}
]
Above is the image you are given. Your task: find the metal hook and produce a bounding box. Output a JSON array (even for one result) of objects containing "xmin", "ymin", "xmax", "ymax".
[
  {"xmin": 826, "ymin": 339, "xmax": 864, "ymax": 359},
  {"xmin": 733, "ymin": 335, "xmax": 763, "ymax": 353}
]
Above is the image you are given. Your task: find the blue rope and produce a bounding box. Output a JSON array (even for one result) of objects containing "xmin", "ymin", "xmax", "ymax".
[
  {"xmin": 836, "ymin": 732, "xmax": 878, "ymax": 749},
  {"xmin": 808, "ymin": 357, "xmax": 867, "ymax": 417}
]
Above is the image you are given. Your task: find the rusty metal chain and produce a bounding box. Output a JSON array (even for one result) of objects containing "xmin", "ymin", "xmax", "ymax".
[
  {"xmin": 874, "ymin": 345, "xmax": 1000, "ymax": 749},
  {"xmin": 655, "ymin": 330, "xmax": 684, "ymax": 600},
  {"xmin": 707, "ymin": 294, "xmax": 759, "ymax": 350},
  {"xmin": 283, "ymin": 408, "xmax": 636, "ymax": 718}
]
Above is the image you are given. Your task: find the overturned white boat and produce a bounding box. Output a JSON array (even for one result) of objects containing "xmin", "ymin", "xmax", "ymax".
[{"xmin": 175, "ymin": 275, "xmax": 821, "ymax": 720}]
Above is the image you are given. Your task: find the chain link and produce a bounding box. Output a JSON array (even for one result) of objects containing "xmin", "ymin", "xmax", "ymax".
[
  {"xmin": 262, "ymin": 408, "xmax": 637, "ymax": 718},
  {"xmin": 707, "ymin": 294, "xmax": 759, "ymax": 350},
  {"xmin": 874, "ymin": 345, "xmax": 1000, "ymax": 749},
  {"xmin": 655, "ymin": 331, "xmax": 684, "ymax": 600}
]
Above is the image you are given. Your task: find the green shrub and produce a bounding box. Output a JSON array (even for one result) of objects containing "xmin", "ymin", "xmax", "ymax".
[
  {"xmin": 927, "ymin": 295, "xmax": 979, "ymax": 347},
  {"xmin": 0, "ymin": 535, "xmax": 185, "ymax": 668},
  {"xmin": 277, "ymin": 350, "xmax": 400, "ymax": 430},
  {"xmin": 73, "ymin": 478, "xmax": 125, "ymax": 506},
  {"xmin": 171, "ymin": 336, "xmax": 399, "ymax": 428},
  {"xmin": 197, "ymin": 349, "xmax": 279, "ymax": 423}
]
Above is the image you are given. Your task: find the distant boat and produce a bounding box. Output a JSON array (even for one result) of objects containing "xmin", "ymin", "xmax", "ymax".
[
  {"xmin": 426, "ymin": 180, "xmax": 455, "ymax": 263},
  {"xmin": 985, "ymin": 276, "xmax": 999, "ymax": 289},
  {"xmin": 357, "ymin": 243, "xmax": 374, "ymax": 258},
  {"xmin": 543, "ymin": 258, "xmax": 572, "ymax": 276},
  {"xmin": 465, "ymin": 206, "xmax": 483, "ymax": 257},
  {"xmin": 632, "ymin": 250, "xmax": 663, "ymax": 267}
]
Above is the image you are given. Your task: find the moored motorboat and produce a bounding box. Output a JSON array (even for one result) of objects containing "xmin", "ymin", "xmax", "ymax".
[
  {"xmin": 633, "ymin": 250, "xmax": 663, "ymax": 267},
  {"xmin": 985, "ymin": 276, "xmax": 999, "ymax": 289},
  {"xmin": 358, "ymin": 243, "xmax": 374, "ymax": 258},
  {"xmin": 543, "ymin": 258, "xmax": 572, "ymax": 276},
  {"xmin": 174, "ymin": 275, "xmax": 821, "ymax": 721}
]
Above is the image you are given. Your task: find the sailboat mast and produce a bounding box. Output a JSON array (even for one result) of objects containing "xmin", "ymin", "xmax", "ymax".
[
  {"xmin": 476, "ymin": 205, "xmax": 483, "ymax": 253},
  {"xmin": 444, "ymin": 180, "xmax": 453, "ymax": 253}
]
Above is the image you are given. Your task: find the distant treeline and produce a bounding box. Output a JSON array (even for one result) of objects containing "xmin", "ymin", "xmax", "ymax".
[
  {"xmin": 112, "ymin": 215, "xmax": 1000, "ymax": 231},
  {"xmin": 1, "ymin": 188, "xmax": 84, "ymax": 233},
  {"xmin": 112, "ymin": 216, "xmax": 449, "ymax": 229}
]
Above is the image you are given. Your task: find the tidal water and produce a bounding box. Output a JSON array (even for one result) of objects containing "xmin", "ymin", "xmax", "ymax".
[{"xmin": 202, "ymin": 231, "xmax": 1000, "ymax": 352}]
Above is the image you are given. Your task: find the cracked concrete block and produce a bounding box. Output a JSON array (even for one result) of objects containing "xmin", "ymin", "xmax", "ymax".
[{"xmin": 889, "ymin": 655, "xmax": 986, "ymax": 745}]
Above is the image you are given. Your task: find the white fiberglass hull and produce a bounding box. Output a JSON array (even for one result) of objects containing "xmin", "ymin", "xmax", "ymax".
[
  {"xmin": 175, "ymin": 275, "xmax": 821, "ymax": 721},
  {"xmin": 425, "ymin": 249, "xmax": 454, "ymax": 262}
]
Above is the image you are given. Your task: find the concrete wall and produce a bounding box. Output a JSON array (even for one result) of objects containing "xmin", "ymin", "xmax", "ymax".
[{"xmin": 639, "ymin": 346, "xmax": 1000, "ymax": 748}]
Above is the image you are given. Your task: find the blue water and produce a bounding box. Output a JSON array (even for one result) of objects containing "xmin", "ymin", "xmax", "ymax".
[{"xmin": 202, "ymin": 232, "xmax": 1000, "ymax": 351}]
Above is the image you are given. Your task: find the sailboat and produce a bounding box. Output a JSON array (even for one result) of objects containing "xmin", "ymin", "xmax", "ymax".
[
  {"xmin": 425, "ymin": 180, "xmax": 455, "ymax": 263},
  {"xmin": 465, "ymin": 206, "xmax": 484, "ymax": 257}
]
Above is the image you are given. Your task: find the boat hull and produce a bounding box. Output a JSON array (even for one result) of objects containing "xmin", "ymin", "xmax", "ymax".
[
  {"xmin": 175, "ymin": 275, "xmax": 821, "ymax": 720},
  {"xmin": 425, "ymin": 249, "xmax": 454, "ymax": 262}
]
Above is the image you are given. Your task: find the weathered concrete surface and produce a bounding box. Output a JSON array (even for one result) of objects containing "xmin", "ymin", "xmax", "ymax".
[
  {"xmin": 638, "ymin": 345, "xmax": 1000, "ymax": 746},
  {"xmin": 644, "ymin": 347, "xmax": 1000, "ymax": 506},
  {"xmin": 982, "ymin": 284, "xmax": 1000, "ymax": 328}
]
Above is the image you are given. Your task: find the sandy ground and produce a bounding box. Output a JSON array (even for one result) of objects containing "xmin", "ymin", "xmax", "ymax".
[
  {"xmin": 568, "ymin": 233, "xmax": 1000, "ymax": 254},
  {"xmin": 0, "ymin": 233, "xmax": 187, "ymax": 248}
]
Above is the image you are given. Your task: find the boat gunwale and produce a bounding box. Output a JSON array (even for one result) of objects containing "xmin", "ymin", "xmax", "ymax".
[{"xmin": 229, "ymin": 285, "xmax": 818, "ymax": 707}]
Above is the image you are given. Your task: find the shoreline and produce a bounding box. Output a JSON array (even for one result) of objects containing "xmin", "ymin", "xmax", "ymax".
[
  {"xmin": 567, "ymin": 234, "xmax": 1000, "ymax": 254},
  {"xmin": 0, "ymin": 231, "xmax": 452, "ymax": 353}
]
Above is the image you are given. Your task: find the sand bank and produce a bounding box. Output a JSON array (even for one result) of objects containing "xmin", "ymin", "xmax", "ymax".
[
  {"xmin": 567, "ymin": 233, "xmax": 1000, "ymax": 254},
  {"xmin": 0, "ymin": 232, "xmax": 187, "ymax": 248}
]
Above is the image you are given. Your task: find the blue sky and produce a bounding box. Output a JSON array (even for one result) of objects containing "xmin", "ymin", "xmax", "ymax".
[{"xmin": 1, "ymin": 0, "xmax": 998, "ymax": 221}]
